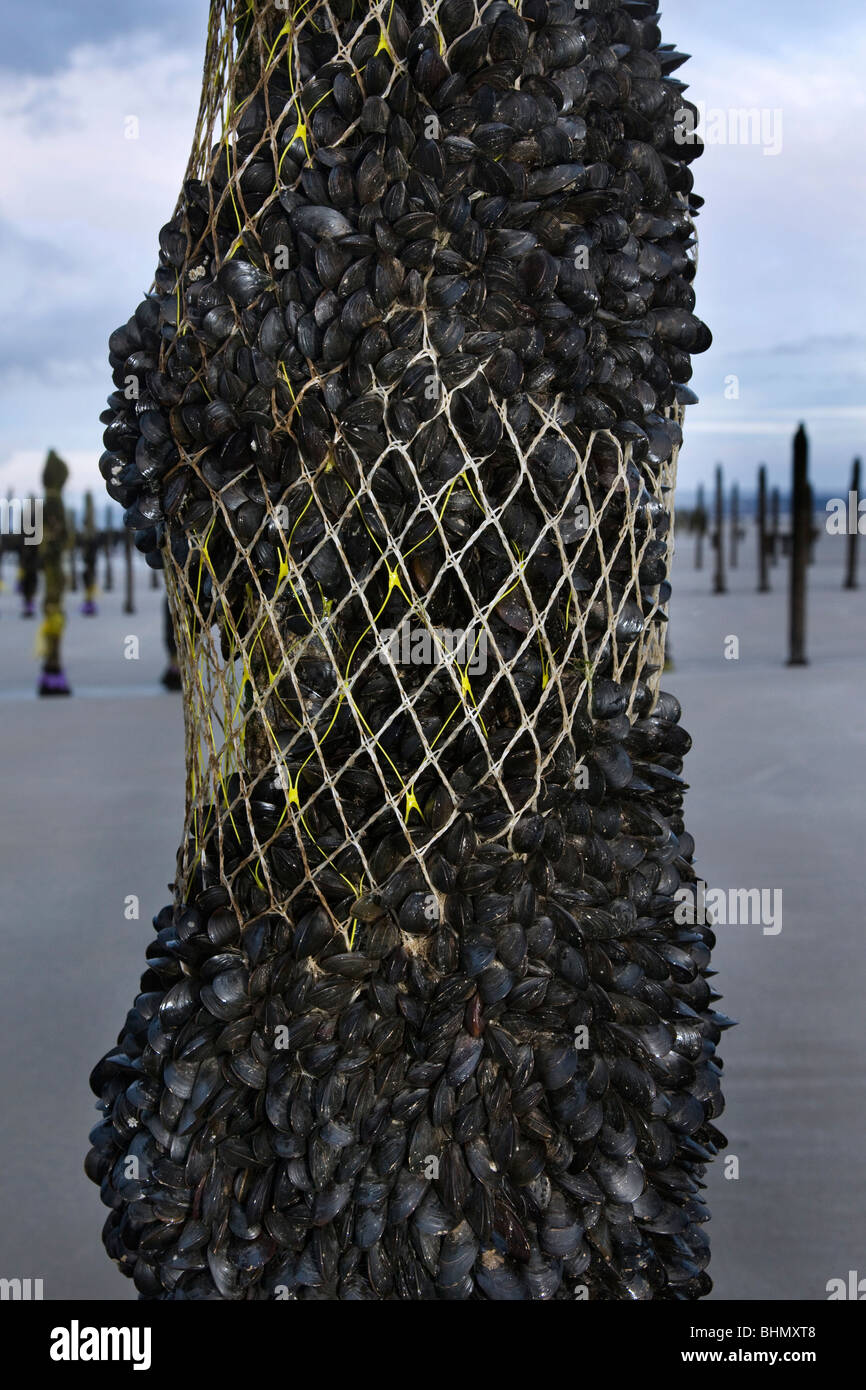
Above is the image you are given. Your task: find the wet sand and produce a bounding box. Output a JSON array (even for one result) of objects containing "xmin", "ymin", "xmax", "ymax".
[{"xmin": 0, "ymin": 524, "xmax": 862, "ymax": 1300}]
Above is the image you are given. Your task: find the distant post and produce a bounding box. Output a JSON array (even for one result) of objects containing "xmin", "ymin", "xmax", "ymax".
[
  {"xmin": 769, "ymin": 487, "xmax": 780, "ymax": 565},
  {"xmin": 788, "ymin": 424, "xmax": 809, "ymax": 666},
  {"xmin": 123, "ymin": 529, "xmax": 135, "ymax": 615},
  {"xmin": 844, "ymin": 458, "xmax": 860, "ymax": 591},
  {"xmin": 713, "ymin": 464, "xmax": 726, "ymax": 594},
  {"xmin": 81, "ymin": 492, "xmax": 99, "ymax": 616},
  {"xmin": 757, "ymin": 465, "xmax": 770, "ymax": 592},
  {"xmin": 67, "ymin": 507, "xmax": 78, "ymax": 592},
  {"xmin": 730, "ymin": 483, "xmax": 740, "ymax": 568},
  {"xmin": 150, "ymin": 564, "xmax": 160, "ymax": 591},
  {"xmin": 161, "ymin": 598, "xmax": 182, "ymax": 690},
  {"xmin": 695, "ymin": 483, "xmax": 706, "ymax": 570},
  {"xmin": 103, "ymin": 505, "xmax": 114, "ymax": 592},
  {"xmin": 0, "ymin": 486, "xmax": 11, "ymax": 589},
  {"xmin": 38, "ymin": 451, "xmax": 72, "ymax": 696},
  {"xmin": 19, "ymin": 498, "xmax": 39, "ymax": 617}
]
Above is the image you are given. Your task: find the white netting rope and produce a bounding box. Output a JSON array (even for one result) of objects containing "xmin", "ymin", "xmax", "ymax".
[{"xmin": 114, "ymin": 0, "xmax": 692, "ymax": 954}]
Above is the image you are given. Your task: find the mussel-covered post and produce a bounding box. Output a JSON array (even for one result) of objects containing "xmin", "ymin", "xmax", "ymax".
[
  {"xmin": 103, "ymin": 505, "xmax": 115, "ymax": 592},
  {"xmin": 729, "ymin": 482, "xmax": 739, "ymax": 569},
  {"xmin": 123, "ymin": 527, "xmax": 135, "ymax": 615},
  {"xmin": 67, "ymin": 507, "xmax": 79, "ymax": 592},
  {"xmin": 712, "ymin": 464, "xmax": 726, "ymax": 594},
  {"xmin": 80, "ymin": 492, "xmax": 99, "ymax": 616},
  {"xmin": 87, "ymin": 0, "xmax": 726, "ymax": 1302},
  {"xmin": 694, "ymin": 482, "xmax": 706, "ymax": 570},
  {"xmin": 806, "ymin": 481, "xmax": 817, "ymax": 565},
  {"xmin": 37, "ymin": 450, "xmax": 72, "ymax": 696},
  {"xmin": 788, "ymin": 424, "xmax": 809, "ymax": 667},
  {"xmin": 844, "ymin": 458, "xmax": 860, "ymax": 590},
  {"xmin": 160, "ymin": 597, "xmax": 182, "ymax": 691},
  {"xmin": 0, "ymin": 487, "xmax": 10, "ymax": 590},
  {"xmin": 757, "ymin": 464, "xmax": 770, "ymax": 593},
  {"xmin": 18, "ymin": 502, "xmax": 38, "ymax": 618}
]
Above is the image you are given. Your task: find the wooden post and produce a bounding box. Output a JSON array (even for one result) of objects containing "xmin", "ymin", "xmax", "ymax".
[
  {"xmin": 19, "ymin": 496, "xmax": 39, "ymax": 616},
  {"xmin": 788, "ymin": 424, "xmax": 809, "ymax": 666},
  {"xmin": 81, "ymin": 492, "xmax": 99, "ymax": 615},
  {"xmin": 0, "ymin": 487, "xmax": 11, "ymax": 589},
  {"xmin": 713, "ymin": 464, "xmax": 726, "ymax": 594},
  {"xmin": 67, "ymin": 508, "xmax": 78, "ymax": 592},
  {"xmin": 0, "ymin": 490, "xmax": 7, "ymax": 591},
  {"xmin": 730, "ymin": 483, "xmax": 740, "ymax": 568},
  {"xmin": 695, "ymin": 483, "xmax": 706, "ymax": 569},
  {"xmin": 123, "ymin": 529, "xmax": 135, "ymax": 615},
  {"xmin": 150, "ymin": 565, "xmax": 160, "ymax": 590},
  {"xmin": 161, "ymin": 596, "xmax": 182, "ymax": 690},
  {"xmin": 769, "ymin": 487, "xmax": 780, "ymax": 565},
  {"xmin": 38, "ymin": 451, "xmax": 72, "ymax": 695},
  {"xmin": 844, "ymin": 458, "xmax": 861, "ymax": 590},
  {"xmin": 103, "ymin": 505, "xmax": 114, "ymax": 591},
  {"xmin": 757, "ymin": 465, "xmax": 770, "ymax": 592}
]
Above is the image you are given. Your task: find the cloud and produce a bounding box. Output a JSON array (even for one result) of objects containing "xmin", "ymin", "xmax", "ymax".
[
  {"xmin": 0, "ymin": 1, "xmax": 209, "ymax": 76},
  {"xmin": 746, "ymin": 335, "xmax": 866, "ymax": 359},
  {"xmin": 0, "ymin": 32, "xmax": 204, "ymax": 464},
  {"xmin": 662, "ymin": 6, "xmax": 866, "ymax": 487},
  {"xmin": 688, "ymin": 407, "xmax": 866, "ymax": 436},
  {"xmin": 0, "ymin": 33, "xmax": 201, "ymax": 255},
  {"xmin": 683, "ymin": 24, "xmax": 866, "ymax": 345},
  {"xmin": 0, "ymin": 449, "xmax": 103, "ymax": 508},
  {"xmin": 2, "ymin": 2, "xmax": 864, "ymax": 500},
  {"xmin": 666, "ymin": 0, "xmax": 864, "ymax": 55}
]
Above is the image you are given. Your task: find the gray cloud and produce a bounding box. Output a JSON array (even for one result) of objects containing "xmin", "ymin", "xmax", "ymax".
[
  {"xmin": 2, "ymin": 1, "xmax": 209, "ymax": 75},
  {"xmin": 3, "ymin": 0, "xmax": 865, "ymax": 501},
  {"xmin": 761, "ymin": 335, "xmax": 866, "ymax": 358}
]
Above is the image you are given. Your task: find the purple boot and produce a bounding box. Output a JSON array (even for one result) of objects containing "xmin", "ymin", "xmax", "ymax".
[{"xmin": 39, "ymin": 667, "xmax": 72, "ymax": 697}]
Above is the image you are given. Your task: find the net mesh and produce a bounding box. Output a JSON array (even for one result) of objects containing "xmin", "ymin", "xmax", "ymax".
[{"xmin": 147, "ymin": 0, "xmax": 687, "ymax": 939}]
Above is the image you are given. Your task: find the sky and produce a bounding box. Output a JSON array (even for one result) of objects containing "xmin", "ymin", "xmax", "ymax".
[{"xmin": 0, "ymin": 0, "xmax": 863, "ymax": 507}]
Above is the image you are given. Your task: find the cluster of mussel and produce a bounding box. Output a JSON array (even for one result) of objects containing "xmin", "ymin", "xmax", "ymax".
[
  {"xmin": 88, "ymin": 676, "xmax": 729, "ymax": 1300},
  {"xmin": 87, "ymin": 0, "xmax": 726, "ymax": 1299}
]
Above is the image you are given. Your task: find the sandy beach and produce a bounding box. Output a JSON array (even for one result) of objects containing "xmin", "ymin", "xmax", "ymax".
[{"xmin": 0, "ymin": 522, "xmax": 863, "ymax": 1300}]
